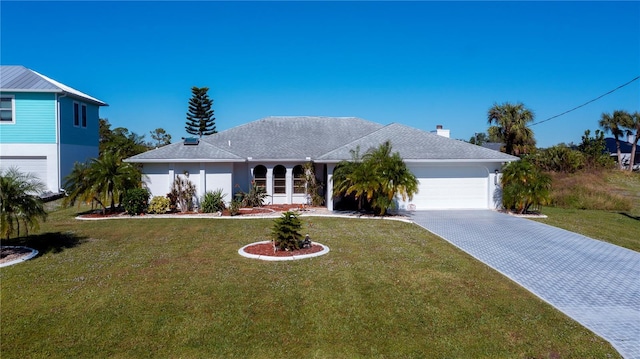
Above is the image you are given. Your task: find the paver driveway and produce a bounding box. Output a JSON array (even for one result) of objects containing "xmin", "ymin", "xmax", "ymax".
[{"xmin": 410, "ymin": 210, "xmax": 640, "ymax": 359}]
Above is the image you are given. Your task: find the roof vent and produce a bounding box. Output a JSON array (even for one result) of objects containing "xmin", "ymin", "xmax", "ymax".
[{"xmin": 184, "ymin": 137, "xmax": 199, "ymax": 146}]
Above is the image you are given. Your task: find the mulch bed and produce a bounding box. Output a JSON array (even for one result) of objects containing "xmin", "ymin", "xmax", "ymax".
[
  {"xmin": 0, "ymin": 247, "xmax": 33, "ymax": 264},
  {"xmin": 242, "ymin": 242, "xmax": 324, "ymax": 257},
  {"xmin": 80, "ymin": 204, "xmax": 310, "ymax": 218}
]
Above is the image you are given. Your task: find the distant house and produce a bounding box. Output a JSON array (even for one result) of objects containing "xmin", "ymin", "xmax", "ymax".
[
  {"xmin": 126, "ymin": 116, "xmax": 518, "ymax": 211},
  {"xmin": 0, "ymin": 65, "xmax": 108, "ymax": 194},
  {"xmin": 605, "ymin": 137, "xmax": 639, "ymax": 169},
  {"xmin": 481, "ymin": 142, "xmax": 504, "ymax": 152}
]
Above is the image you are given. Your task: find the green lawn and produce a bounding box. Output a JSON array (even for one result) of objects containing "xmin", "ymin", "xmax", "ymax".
[
  {"xmin": 535, "ymin": 207, "xmax": 640, "ymax": 252},
  {"xmin": 536, "ymin": 171, "xmax": 640, "ymax": 252},
  {"xmin": 1, "ymin": 205, "xmax": 620, "ymax": 358}
]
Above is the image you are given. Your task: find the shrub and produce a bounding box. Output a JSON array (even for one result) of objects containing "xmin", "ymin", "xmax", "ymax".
[
  {"xmin": 578, "ymin": 129, "xmax": 615, "ymax": 170},
  {"xmin": 529, "ymin": 144, "xmax": 585, "ymax": 173},
  {"xmin": 201, "ymin": 189, "xmax": 226, "ymax": 213},
  {"xmin": 235, "ymin": 181, "xmax": 268, "ymax": 208},
  {"xmin": 228, "ymin": 198, "xmax": 242, "ymax": 216},
  {"xmin": 170, "ymin": 176, "xmax": 197, "ymax": 212},
  {"xmin": 271, "ymin": 211, "xmax": 304, "ymax": 251},
  {"xmin": 123, "ymin": 188, "xmax": 149, "ymax": 215},
  {"xmin": 148, "ymin": 196, "xmax": 171, "ymax": 214}
]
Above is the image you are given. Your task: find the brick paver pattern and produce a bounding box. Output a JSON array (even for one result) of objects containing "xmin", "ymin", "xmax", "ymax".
[{"xmin": 411, "ymin": 210, "xmax": 640, "ymax": 359}]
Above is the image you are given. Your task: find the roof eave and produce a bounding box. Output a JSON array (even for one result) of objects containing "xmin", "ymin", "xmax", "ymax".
[
  {"xmin": 125, "ymin": 158, "xmax": 246, "ymax": 163},
  {"xmin": 1, "ymin": 88, "xmax": 108, "ymax": 106},
  {"xmin": 402, "ymin": 158, "xmax": 519, "ymax": 163}
]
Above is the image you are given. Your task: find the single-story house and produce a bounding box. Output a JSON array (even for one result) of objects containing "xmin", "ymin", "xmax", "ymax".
[
  {"xmin": 126, "ymin": 116, "xmax": 518, "ymax": 211},
  {"xmin": 605, "ymin": 137, "xmax": 639, "ymax": 169}
]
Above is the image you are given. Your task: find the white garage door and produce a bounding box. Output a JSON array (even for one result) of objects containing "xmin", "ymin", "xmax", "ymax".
[
  {"xmin": 0, "ymin": 156, "xmax": 48, "ymax": 185},
  {"xmin": 409, "ymin": 165, "xmax": 489, "ymax": 209}
]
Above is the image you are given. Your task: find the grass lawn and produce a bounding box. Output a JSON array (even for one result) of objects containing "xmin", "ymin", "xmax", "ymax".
[
  {"xmin": 536, "ymin": 171, "xmax": 640, "ymax": 252},
  {"xmin": 1, "ymin": 205, "xmax": 621, "ymax": 358}
]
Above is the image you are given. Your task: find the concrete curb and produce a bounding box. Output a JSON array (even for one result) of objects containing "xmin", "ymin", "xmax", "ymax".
[{"xmin": 238, "ymin": 241, "xmax": 330, "ymax": 261}]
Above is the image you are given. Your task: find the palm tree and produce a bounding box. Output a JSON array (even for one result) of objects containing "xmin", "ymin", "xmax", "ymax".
[
  {"xmin": 63, "ymin": 153, "xmax": 142, "ymax": 214},
  {"xmin": 628, "ymin": 112, "xmax": 640, "ymax": 172},
  {"xmin": 63, "ymin": 161, "xmax": 101, "ymax": 209},
  {"xmin": 333, "ymin": 141, "xmax": 418, "ymax": 215},
  {"xmin": 487, "ymin": 102, "xmax": 536, "ymax": 156},
  {"xmin": 0, "ymin": 167, "xmax": 47, "ymax": 240},
  {"xmin": 333, "ymin": 148, "xmax": 370, "ymax": 210},
  {"xmin": 599, "ymin": 110, "xmax": 632, "ymax": 170},
  {"xmin": 363, "ymin": 141, "xmax": 419, "ymax": 214},
  {"xmin": 500, "ymin": 160, "xmax": 551, "ymax": 214}
]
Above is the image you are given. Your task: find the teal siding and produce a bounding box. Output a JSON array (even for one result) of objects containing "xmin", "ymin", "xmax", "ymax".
[
  {"xmin": 0, "ymin": 92, "xmax": 56, "ymax": 143},
  {"xmin": 59, "ymin": 96, "xmax": 100, "ymax": 147}
]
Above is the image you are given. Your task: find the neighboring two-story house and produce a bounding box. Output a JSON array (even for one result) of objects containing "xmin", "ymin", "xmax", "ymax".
[{"xmin": 0, "ymin": 65, "xmax": 108, "ymax": 194}]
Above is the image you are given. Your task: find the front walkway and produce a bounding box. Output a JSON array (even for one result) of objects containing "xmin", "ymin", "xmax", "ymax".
[{"xmin": 410, "ymin": 210, "xmax": 640, "ymax": 359}]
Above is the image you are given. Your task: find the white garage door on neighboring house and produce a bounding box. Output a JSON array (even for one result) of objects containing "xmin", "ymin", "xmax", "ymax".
[
  {"xmin": 409, "ymin": 165, "xmax": 489, "ymax": 210},
  {"xmin": 0, "ymin": 156, "xmax": 48, "ymax": 185}
]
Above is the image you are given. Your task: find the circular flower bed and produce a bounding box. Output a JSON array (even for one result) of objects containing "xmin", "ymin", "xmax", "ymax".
[{"xmin": 238, "ymin": 241, "xmax": 329, "ymax": 261}]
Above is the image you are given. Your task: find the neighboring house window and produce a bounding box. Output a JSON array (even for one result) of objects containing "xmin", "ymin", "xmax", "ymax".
[
  {"xmin": 293, "ymin": 165, "xmax": 305, "ymax": 194},
  {"xmin": 73, "ymin": 102, "xmax": 80, "ymax": 126},
  {"xmin": 273, "ymin": 165, "xmax": 286, "ymax": 194},
  {"xmin": 0, "ymin": 95, "xmax": 15, "ymax": 123},
  {"xmin": 253, "ymin": 165, "xmax": 267, "ymax": 190},
  {"xmin": 81, "ymin": 104, "xmax": 87, "ymax": 128}
]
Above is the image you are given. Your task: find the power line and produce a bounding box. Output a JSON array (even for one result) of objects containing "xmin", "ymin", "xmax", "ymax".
[{"xmin": 530, "ymin": 76, "xmax": 640, "ymax": 127}]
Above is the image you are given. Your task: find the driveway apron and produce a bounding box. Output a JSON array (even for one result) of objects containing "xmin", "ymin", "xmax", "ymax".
[{"xmin": 410, "ymin": 210, "xmax": 640, "ymax": 359}]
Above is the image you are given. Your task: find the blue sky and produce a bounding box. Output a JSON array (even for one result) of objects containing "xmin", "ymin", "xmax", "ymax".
[{"xmin": 2, "ymin": 1, "xmax": 639, "ymax": 148}]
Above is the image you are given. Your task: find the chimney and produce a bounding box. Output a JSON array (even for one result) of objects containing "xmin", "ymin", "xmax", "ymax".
[{"xmin": 431, "ymin": 125, "xmax": 450, "ymax": 138}]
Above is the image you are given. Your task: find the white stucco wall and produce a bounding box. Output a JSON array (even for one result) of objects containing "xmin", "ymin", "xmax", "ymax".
[
  {"xmin": 204, "ymin": 163, "xmax": 234, "ymax": 205},
  {"xmin": 0, "ymin": 143, "xmax": 59, "ymax": 192}
]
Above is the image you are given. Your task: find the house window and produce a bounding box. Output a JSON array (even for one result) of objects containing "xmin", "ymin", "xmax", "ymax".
[
  {"xmin": 293, "ymin": 165, "xmax": 305, "ymax": 194},
  {"xmin": 81, "ymin": 104, "xmax": 87, "ymax": 127},
  {"xmin": 253, "ymin": 165, "xmax": 267, "ymax": 190},
  {"xmin": 0, "ymin": 95, "xmax": 15, "ymax": 123},
  {"xmin": 273, "ymin": 165, "xmax": 286, "ymax": 194},
  {"xmin": 73, "ymin": 102, "xmax": 79, "ymax": 126}
]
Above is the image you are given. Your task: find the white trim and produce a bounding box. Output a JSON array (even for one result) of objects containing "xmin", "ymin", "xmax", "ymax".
[{"xmin": 0, "ymin": 94, "xmax": 16, "ymax": 124}]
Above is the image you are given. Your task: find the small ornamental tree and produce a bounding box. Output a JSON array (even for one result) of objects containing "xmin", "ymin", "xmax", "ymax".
[
  {"xmin": 185, "ymin": 87, "xmax": 216, "ymax": 137},
  {"xmin": 169, "ymin": 176, "xmax": 197, "ymax": 212},
  {"xmin": 271, "ymin": 211, "xmax": 303, "ymax": 251}
]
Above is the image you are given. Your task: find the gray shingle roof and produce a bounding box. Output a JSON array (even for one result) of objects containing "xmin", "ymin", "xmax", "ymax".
[
  {"xmin": 317, "ymin": 123, "xmax": 518, "ymax": 162},
  {"xmin": 202, "ymin": 116, "xmax": 384, "ymax": 159},
  {"xmin": 127, "ymin": 116, "xmax": 518, "ymax": 163},
  {"xmin": 127, "ymin": 139, "xmax": 244, "ymax": 162},
  {"xmin": 0, "ymin": 65, "xmax": 107, "ymax": 106}
]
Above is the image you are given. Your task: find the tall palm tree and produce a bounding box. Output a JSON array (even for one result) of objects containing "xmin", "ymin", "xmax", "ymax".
[
  {"xmin": 628, "ymin": 112, "xmax": 640, "ymax": 172},
  {"xmin": 0, "ymin": 167, "xmax": 47, "ymax": 239},
  {"xmin": 599, "ymin": 110, "xmax": 632, "ymax": 170},
  {"xmin": 487, "ymin": 102, "xmax": 536, "ymax": 156}
]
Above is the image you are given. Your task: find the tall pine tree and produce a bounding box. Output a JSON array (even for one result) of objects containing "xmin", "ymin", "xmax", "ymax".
[{"xmin": 185, "ymin": 87, "xmax": 216, "ymax": 137}]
